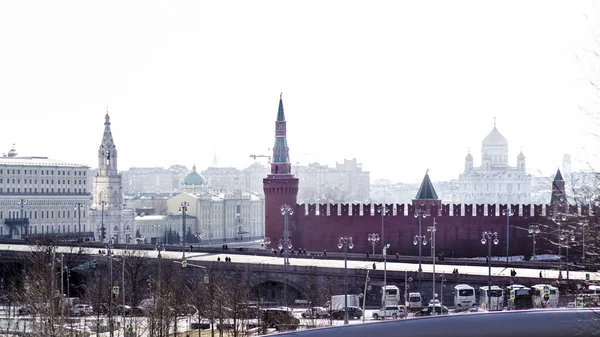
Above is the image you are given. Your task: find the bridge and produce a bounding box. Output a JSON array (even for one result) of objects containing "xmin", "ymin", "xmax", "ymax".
[{"xmin": 0, "ymin": 243, "xmax": 596, "ymax": 307}]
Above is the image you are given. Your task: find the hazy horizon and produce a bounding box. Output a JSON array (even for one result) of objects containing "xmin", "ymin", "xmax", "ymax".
[{"xmin": 1, "ymin": 1, "xmax": 599, "ymax": 184}]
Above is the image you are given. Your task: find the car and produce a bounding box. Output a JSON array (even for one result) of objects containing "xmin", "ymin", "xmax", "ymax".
[
  {"xmin": 260, "ymin": 308, "xmax": 300, "ymax": 331},
  {"xmin": 372, "ymin": 305, "xmax": 407, "ymax": 319},
  {"xmin": 72, "ymin": 304, "xmax": 94, "ymax": 316},
  {"xmin": 302, "ymin": 307, "xmax": 329, "ymax": 319},
  {"xmin": 415, "ymin": 304, "xmax": 450, "ymax": 317},
  {"xmin": 331, "ymin": 306, "xmax": 363, "ymax": 320}
]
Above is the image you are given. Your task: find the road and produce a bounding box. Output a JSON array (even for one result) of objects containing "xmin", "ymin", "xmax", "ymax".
[{"xmin": 0, "ymin": 243, "xmax": 596, "ymax": 282}]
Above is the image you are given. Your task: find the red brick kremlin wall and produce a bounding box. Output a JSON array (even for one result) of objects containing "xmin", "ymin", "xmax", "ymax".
[{"xmin": 281, "ymin": 203, "xmax": 586, "ymax": 258}]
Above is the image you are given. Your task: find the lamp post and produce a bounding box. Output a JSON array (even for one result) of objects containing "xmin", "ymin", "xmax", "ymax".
[
  {"xmin": 362, "ymin": 270, "xmax": 371, "ymax": 323},
  {"xmin": 337, "ymin": 236, "xmax": 354, "ymax": 325},
  {"xmin": 18, "ymin": 199, "xmax": 27, "ymax": 240},
  {"xmin": 581, "ymin": 220, "xmax": 589, "ymax": 261},
  {"xmin": 428, "ymin": 219, "xmax": 437, "ymax": 311},
  {"xmin": 502, "ymin": 208, "xmax": 514, "ymax": 263},
  {"xmin": 280, "ymin": 204, "xmax": 293, "ymax": 265},
  {"xmin": 179, "ymin": 202, "xmax": 190, "ymax": 260},
  {"xmin": 100, "ymin": 201, "xmax": 107, "ymax": 243},
  {"xmin": 414, "ymin": 207, "xmax": 427, "ymax": 291},
  {"xmin": 377, "ymin": 204, "xmax": 390, "ymax": 313},
  {"xmin": 481, "ymin": 231, "xmax": 499, "ymax": 310},
  {"xmin": 560, "ymin": 229, "xmax": 575, "ymax": 282},
  {"xmin": 552, "ymin": 213, "xmax": 567, "ymax": 266},
  {"xmin": 261, "ymin": 237, "xmax": 271, "ymax": 250},
  {"xmin": 367, "ymin": 233, "xmax": 380, "ymax": 256},
  {"xmin": 107, "ymin": 235, "xmax": 116, "ymax": 337},
  {"xmin": 528, "ymin": 224, "xmax": 541, "ymax": 259}
]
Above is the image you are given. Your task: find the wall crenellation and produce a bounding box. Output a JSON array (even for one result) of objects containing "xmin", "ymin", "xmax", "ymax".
[{"xmin": 297, "ymin": 203, "xmax": 590, "ymax": 218}]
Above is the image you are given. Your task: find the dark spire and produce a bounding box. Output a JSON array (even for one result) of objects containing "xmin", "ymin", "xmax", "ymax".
[
  {"xmin": 277, "ymin": 92, "xmax": 285, "ymax": 121},
  {"xmin": 415, "ymin": 170, "xmax": 439, "ymax": 200},
  {"xmin": 554, "ymin": 168, "xmax": 564, "ymax": 181}
]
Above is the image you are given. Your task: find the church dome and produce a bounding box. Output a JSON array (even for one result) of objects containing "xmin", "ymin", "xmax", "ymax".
[
  {"xmin": 517, "ymin": 151, "xmax": 525, "ymax": 160},
  {"xmin": 482, "ymin": 126, "xmax": 508, "ymax": 146},
  {"xmin": 183, "ymin": 165, "xmax": 206, "ymax": 185},
  {"xmin": 465, "ymin": 152, "xmax": 473, "ymax": 161}
]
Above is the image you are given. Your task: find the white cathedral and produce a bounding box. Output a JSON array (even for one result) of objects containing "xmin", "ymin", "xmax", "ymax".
[
  {"xmin": 91, "ymin": 113, "xmax": 135, "ymax": 244},
  {"xmin": 457, "ymin": 122, "xmax": 532, "ymax": 205}
]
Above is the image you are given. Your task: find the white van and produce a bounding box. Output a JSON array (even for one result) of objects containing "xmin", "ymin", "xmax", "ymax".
[
  {"xmin": 406, "ymin": 292, "xmax": 423, "ymax": 311},
  {"xmin": 479, "ymin": 286, "xmax": 503, "ymax": 311},
  {"xmin": 532, "ymin": 284, "xmax": 559, "ymax": 308},
  {"xmin": 454, "ymin": 284, "xmax": 476, "ymax": 311}
]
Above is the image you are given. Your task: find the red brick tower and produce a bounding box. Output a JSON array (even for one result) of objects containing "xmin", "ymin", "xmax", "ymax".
[{"xmin": 263, "ymin": 94, "xmax": 299, "ymax": 244}]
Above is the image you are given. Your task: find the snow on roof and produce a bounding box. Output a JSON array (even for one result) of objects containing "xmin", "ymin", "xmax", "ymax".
[{"xmin": 0, "ymin": 156, "xmax": 88, "ymax": 168}]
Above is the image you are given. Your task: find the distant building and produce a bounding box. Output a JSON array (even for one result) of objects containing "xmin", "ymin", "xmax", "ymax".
[
  {"xmin": 0, "ymin": 144, "xmax": 92, "ymax": 240},
  {"xmin": 457, "ymin": 122, "xmax": 532, "ymax": 205},
  {"xmin": 166, "ymin": 190, "xmax": 264, "ymax": 242},
  {"xmin": 133, "ymin": 214, "xmax": 197, "ymax": 245},
  {"xmin": 121, "ymin": 167, "xmax": 178, "ymax": 194},
  {"xmin": 295, "ymin": 158, "xmax": 370, "ymax": 204},
  {"xmin": 182, "ymin": 165, "xmax": 208, "ymax": 194}
]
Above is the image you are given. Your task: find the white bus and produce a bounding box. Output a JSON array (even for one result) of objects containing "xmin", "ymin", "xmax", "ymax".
[
  {"xmin": 454, "ymin": 284, "xmax": 476, "ymax": 311},
  {"xmin": 532, "ymin": 284, "xmax": 559, "ymax": 308},
  {"xmin": 382, "ymin": 285, "xmax": 401, "ymax": 305},
  {"xmin": 479, "ymin": 286, "xmax": 503, "ymax": 311}
]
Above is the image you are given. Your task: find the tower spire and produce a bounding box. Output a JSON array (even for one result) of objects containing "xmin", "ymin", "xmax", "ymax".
[{"xmin": 271, "ymin": 94, "xmax": 291, "ymax": 174}]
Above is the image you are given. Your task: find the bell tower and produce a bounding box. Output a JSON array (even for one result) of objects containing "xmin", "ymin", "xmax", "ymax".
[
  {"xmin": 263, "ymin": 94, "xmax": 299, "ymax": 245},
  {"xmin": 92, "ymin": 112, "xmax": 133, "ymax": 243}
]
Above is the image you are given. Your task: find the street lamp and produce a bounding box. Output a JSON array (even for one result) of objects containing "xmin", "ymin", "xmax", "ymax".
[
  {"xmin": 367, "ymin": 233, "xmax": 380, "ymax": 256},
  {"xmin": 377, "ymin": 204, "xmax": 390, "ymax": 313},
  {"xmin": 107, "ymin": 235, "xmax": 117, "ymax": 337},
  {"xmin": 580, "ymin": 220, "xmax": 589, "ymax": 261},
  {"xmin": 552, "ymin": 213, "xmax": 567, "ymax": 262},
  {"xmin": 560, "ymin": 229, "xmax": 575, "ymax": 282},
  {"xmin": 179, "ymin": 202, "xmax": 190, "ymax": 259},
  {"xmin": 414, "ymin": 206, "xmax": 427, "ymax": 291},
  {"xmin": 337, "ymin": 236, "xmax": 354, "ymax": 325},
  {"xmin": 18, "ymin": 199, "xmax": 27, "ymax": 240},
  {"xmin": 280, "ymin": 204, "xmax": 294, "ymax": 265},
  {"xmin": 528, "ymin": 224, "xmax": 541, "ymax": 259},
  {"xmin": 481, "ymin": 231, "xmax": 499, "ymax": 310},
  {"xmin": 428, "ymin": 219, "xmax": 437, "ymax": 312},
  {"xmin": 502, "ymin": 208, "xmax": 514, "ymax": 263},
  {"xmin": 261, "ymin": 237, "xmax": 271, "ymax": 250},
  {"xmin": 99, "ymin": 201, "xmax": 107, "ymax": 243}
]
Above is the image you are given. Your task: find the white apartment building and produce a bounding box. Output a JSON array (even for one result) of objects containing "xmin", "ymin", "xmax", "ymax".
[
  {"xmin": 166, "ymin": 190, "xmax": 264, "ymax": 243},
  {"xmin": 457, "ymin": 123, "xmax": 532, "ymax": 205},
  {"xmin": 0, "ymin": 145, "xmax": 92, "ymax": 240}
]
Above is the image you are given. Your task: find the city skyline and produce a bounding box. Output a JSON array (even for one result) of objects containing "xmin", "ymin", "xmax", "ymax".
[{"xmin": 1, "ymin": 1, "xmax": 599, "ymax": 183}]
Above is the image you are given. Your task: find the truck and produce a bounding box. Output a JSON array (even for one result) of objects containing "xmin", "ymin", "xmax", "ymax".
[{"xmin": 325, "ymin": 295, "xmax": 360, "ymax": 311}]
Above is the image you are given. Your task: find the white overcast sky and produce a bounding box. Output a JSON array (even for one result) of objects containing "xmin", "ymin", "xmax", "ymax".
[{"xmin": 0, "ymin": 0, "xmax": 599, "ymax": 183}]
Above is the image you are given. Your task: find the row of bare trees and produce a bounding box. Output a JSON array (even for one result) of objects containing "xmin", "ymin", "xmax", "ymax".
[{"xmin": 3, "ymin": 238, "xmax": 339, "ymax": 337}]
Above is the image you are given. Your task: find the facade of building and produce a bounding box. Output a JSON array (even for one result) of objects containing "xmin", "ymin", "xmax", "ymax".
[
  {"xmin": 166, "ymin": 190, "xmax": 264, "ymax": 242},
  {"xmin": 295, "ymin": 159, "xmax": 370, "ymax": 204},
  {"xmin": 91, "ymin": 114, "xmax": 135, "ymax": 244},
  {"xmin": 0, "ymin": 145, "xmax": 92, "ymax": 240},
  {"xmin": 121, "ymin": 167, "xmax": 177, "ymax": 194},
  {"xmin": 133, "ymin": 214, "xmax": 198, "ymax": 245},
  {"xmin": 457, "ymin": 123, "xmax": 532, "ymax": 204}
]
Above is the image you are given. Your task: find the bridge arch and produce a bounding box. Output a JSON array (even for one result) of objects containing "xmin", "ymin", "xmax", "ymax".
[{"xmin": 249, "ymin": 275, "xmax": 307, "ymax": 306}]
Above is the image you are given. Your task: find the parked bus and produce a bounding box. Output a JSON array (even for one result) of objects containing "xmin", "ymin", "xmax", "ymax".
[
  {"xmin": 382, "ymin": 285, "xmax": 401, "ymax": 306},
  {"xmin": 506, "ymin": 284, "xmax": 533, "ymax": 310},
  {"xmin": 479, "ymin": 286, "xmax": 503, "ymax": 311},
  {"xmin": 453, "ymin": 284, "xmax": 476, "ymax": 311},
  {"xmin": 532, "ymin": 284, "xmax": 559, "ymax": 308}
]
